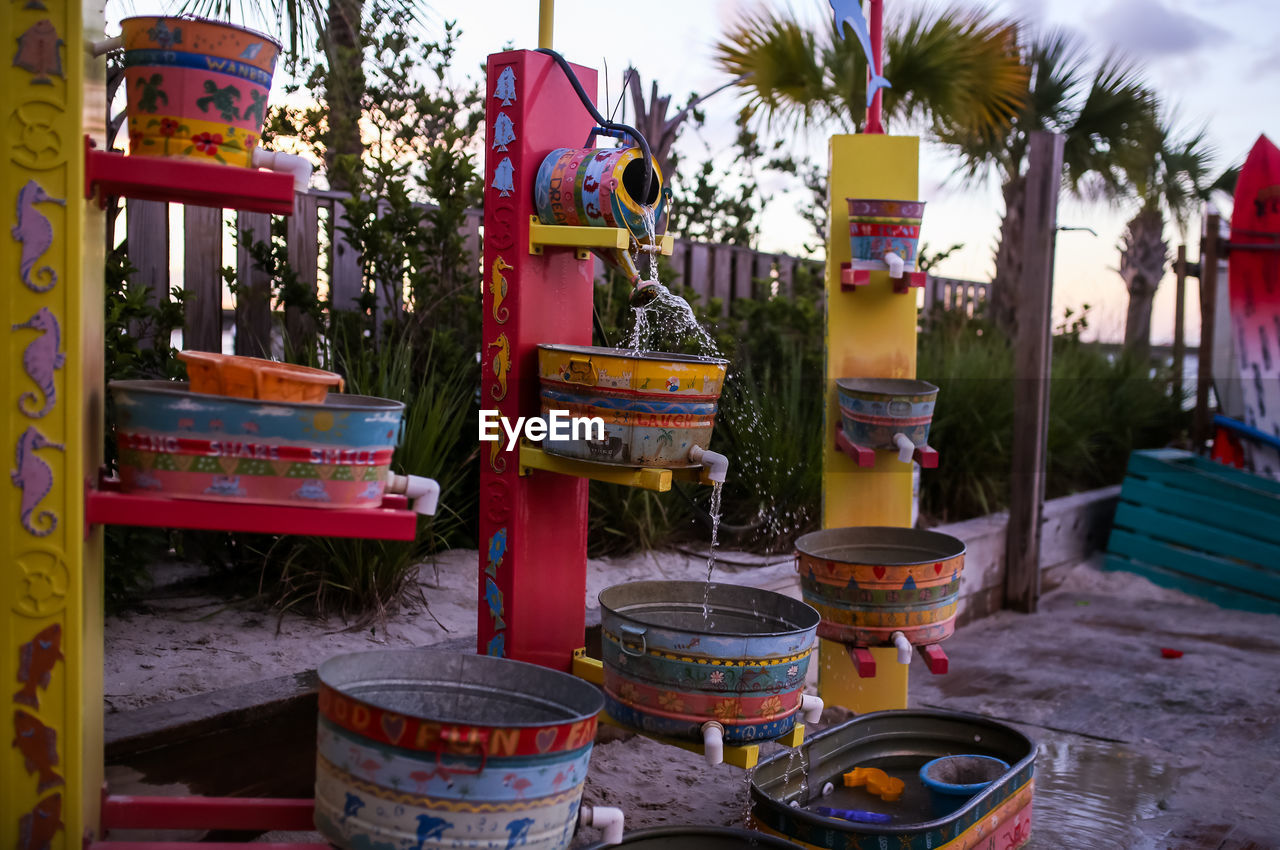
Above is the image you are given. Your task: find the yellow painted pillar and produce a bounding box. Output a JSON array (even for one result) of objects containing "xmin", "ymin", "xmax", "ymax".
[
  {"xmin": 819, "ymin": 134, "xmax": 919, "ymax": 712},
  {"xmin": 3, "ymin": 0, "xmax": 105, "ymax": 845}
]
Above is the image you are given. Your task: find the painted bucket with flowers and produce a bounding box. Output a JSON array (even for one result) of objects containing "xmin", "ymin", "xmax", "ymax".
[
  {"xmin": 120, "ymin": 16, "xmax": 279, "ymax": 166},
  {"xmin": 598, "ymin": 581, "xmax": 819, "ymax": 744}
]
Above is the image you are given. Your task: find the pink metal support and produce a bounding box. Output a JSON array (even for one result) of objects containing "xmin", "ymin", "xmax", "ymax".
[
  {"xmin": 865, "ymin": 0, "xmax": 885, "ymax": 134},
  {"xmin": 835, "ymin": 427, "xmax": 876, "ymax": 468},
  {"xmin": 840, "ymin": 262, "xmax": 870, "ymax": 290},
  {"xmin": 918, "ymin": 644, "xmax": 949, "ymax": 674},
  {"xmin": 914, "ymin": 445, "xmax": 939, "ymax": 469},
  {"xmin": 891, "ymin": 271, "xmax": 928, "ymax": 293},
  {"xmin": 100, "ymin": 795, "xmax": 316, "ymax": 832},
  {"xmin": 849, "ymin": 646, "xmax": 877, "ymax": 678}
]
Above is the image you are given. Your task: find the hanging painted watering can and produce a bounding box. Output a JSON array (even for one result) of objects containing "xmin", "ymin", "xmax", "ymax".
[
  {"xmin": 534, "ymin": 135, "xmax": 670, "ymax": 303},
  {"xmin": 92, "ymin": 16, "xmax": 312, "ymax": 187}
]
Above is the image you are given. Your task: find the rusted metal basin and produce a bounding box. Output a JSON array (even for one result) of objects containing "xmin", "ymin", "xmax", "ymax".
[
  {"xmin": 598, "ymin": 581, "xmax": 819, "ymax": 744},
  {"xmin": 794, "ymin": 527, "xmax": 965, "ymax": 647},
  {"xmin": 315, "ymin": 649, "xmax": 603, "ymax": 850},
  {"xmin": 537, "ymin": 345, "xmax": 728, "ymax": 467},
  {"xmin": 749, "ymin": 710, "xmax": 1035, "ymax": 850},
  {"xmin": 836, "ymin": 378, "xmax": 938, "ymax": 451}
]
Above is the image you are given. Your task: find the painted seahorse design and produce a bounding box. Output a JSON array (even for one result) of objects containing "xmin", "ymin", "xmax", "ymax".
[
  {"xmin": 12, "ymin": 306, "xmax": 65, "ymax": 418},
  {"xmin": 11, "ymin": 426, "xmax": 64, "ymax": 537},
  {"xmin": 489, "ymin": 439, "xmax": 506, "ymax": 474},
  {"xmin": 491, "ymin": 256, "xmax": 512, "ymax": 323},
  {"xmin": 488, "ymin": 333, "xmax": 510, "ymax": 401},
  {"xmin": 13, "ymin": 180, "xmax": 65, "ymax": 292}
]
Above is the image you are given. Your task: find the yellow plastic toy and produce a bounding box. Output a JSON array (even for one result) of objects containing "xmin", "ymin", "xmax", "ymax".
[{"xmin": 843, "ymin": 766, "xmax": 905, "ymax": 802}]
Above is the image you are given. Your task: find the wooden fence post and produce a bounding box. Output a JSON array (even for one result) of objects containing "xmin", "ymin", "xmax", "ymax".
[
  {"xmin": 1173, "ymin": 244, "xmax": 1188, "ymax": 398},
  {"xmin": 126, "ymin": 199, "xmax": 169, "ymax": 347},
  {"xmin": 182, "ymin": 205, "xmax": 223, "ymax": 352},
  {"xmin": 1194, "ymin": 213, "xmax": 1221, "ymax": 447},
  {"xmin": 234, "ymin": 211, "xmax": 273, "ymax": 357},
  {"xmin": 330, "ymin": 197, "xmax": 364, "ymax": 311},
  {"xmin": 286, "ymin": 193, "xmax": 320, "ymax": 347},
  {"xmin": 1004, "ymin": 131, "xmax": 1065, "ymax": 614}
]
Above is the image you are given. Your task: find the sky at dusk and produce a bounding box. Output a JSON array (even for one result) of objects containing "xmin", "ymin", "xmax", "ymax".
[{"xmin": 106, "ymin": 0, "xmax": 1280, "ymax": 344}]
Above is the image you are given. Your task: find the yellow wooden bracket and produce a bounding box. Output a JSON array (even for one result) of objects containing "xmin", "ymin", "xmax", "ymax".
[
  {"xmin": 571, "ymin": 651, "xmax": 804, "ymax": 769},
  {"xmin": 518, "ymin": 443, "xmax": 712, "ymax": 490},
  {"xmin": 529, "ymin": 216, "xmax": 674, "ymax": 259}
]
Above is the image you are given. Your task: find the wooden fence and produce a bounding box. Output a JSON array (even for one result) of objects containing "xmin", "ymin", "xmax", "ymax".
[{"xmin": 118, "ymin": 190, "xmax": 988, "ymax": 354}]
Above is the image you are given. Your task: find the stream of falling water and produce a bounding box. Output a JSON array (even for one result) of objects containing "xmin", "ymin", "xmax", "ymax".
[{"xmin": 627, "ymin": 203, "xmax": 725, "ymax": 620}]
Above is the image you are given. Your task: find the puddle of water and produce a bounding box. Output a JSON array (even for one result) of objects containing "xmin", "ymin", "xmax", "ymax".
[{"xmin": 1025, "ymin": 729, "xmax": 1186, "ymax": 849}]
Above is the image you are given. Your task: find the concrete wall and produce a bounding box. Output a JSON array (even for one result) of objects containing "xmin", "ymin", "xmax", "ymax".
[{"xmin": 746, "ymin": 485, "xmax": 1121, "ymax": 624}]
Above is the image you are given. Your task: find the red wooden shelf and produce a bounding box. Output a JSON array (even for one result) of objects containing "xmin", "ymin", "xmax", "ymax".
[
  {"xmin": 84, "ymin": 136, "xmax": 296, "ymax": 216},
  {"xmin": 839, "ymin": 261, "xmax": 927, "ymax": 294},
  {"xmin": 86, "ymin": 476, "xmax": 417, "ymax": 540},
  {"xmin": 849, "ymin": 646, "xmax": 877, "ymax": 678},
  {"xmin": 95, "ymin": 794, "xmax": 325, "ymax": 848},
  {"xmin": 918, "ymin": 643, "xmax": 949, "ymax": 674},
  {"xmin": 835, "ymin": 427, "xmax": 938, "ymax": 469}
]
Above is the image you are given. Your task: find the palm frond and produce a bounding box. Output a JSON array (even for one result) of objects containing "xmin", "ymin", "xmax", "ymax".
[{"xmin": 714, "ymin": 8, "xmax": 832, "ymax": 132}]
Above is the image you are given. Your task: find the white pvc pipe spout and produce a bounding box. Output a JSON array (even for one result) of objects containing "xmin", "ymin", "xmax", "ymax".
[
  {"xmin": 701, "ymin": 720, "xmax": 725, "ymax": 766},
  {"xmin": 893, "ymin": 432, "xmax": 916, "ymax": 464},
  {"xmin": 689, "ymin": 444, "xmax": 729, "ymax": 484},
  {"xmin": 884, "ymin": 251, "xmax": 906, "ymax": 279},
  {"xmin": 579, "ymin": 805, "xmax": 625, "ymax": 846},
  {"xmin": 89, "ymin": 35, "xmax": 124, "ymax": 56},
  {"xmin": 385, "ymin": 472, "xmax": 440, "ymax": 516},
  {"xmin": 252, "ymin": 147, "xmax": 314, "ymax": 191},
  {"xmin": 891, "ymin": 631, "xmax": 913, "ymax": 666},
  {"xmin": 800, "ymin": 693, "xmax": 825, "ymax": 725}
]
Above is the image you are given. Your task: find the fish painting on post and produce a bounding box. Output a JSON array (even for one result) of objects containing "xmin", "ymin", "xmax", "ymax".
[
  {"xmin": 17, "ymin": 793, "xmax": 62, "ymax": 850},
  {"xmin": 829, "ymin": 0, "xmax": 892, "ymax": 108},
  {"xmin": 12, "ymin": 709, "xmax": 64, "ymax": 793},
  {"xmin": 14, "ymin": 623, "xmax": 63, "ymax": 709}
]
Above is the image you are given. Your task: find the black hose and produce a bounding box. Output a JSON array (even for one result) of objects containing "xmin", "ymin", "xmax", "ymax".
[{"xmin": 534, "ymin": 48, "xmax": 655, "ymax": 212}]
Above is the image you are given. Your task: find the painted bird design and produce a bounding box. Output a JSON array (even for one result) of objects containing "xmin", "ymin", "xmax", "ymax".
[
  {"xmin": 13, "ymin": 180, "xmax": 65, "ymax": 293},
  {"xmin": 13, "ymin": 306, "xmax": 65, "ymax": 419},
  {"xmin": 14, "ymin": 624, "xmax": 63, "ymax": 710},
  {"xmin": 491, "ymin": 256, "xmax": 512, "ymax": 323},
  {"xmin": 11, "ymin": 426, "xmax": 64, "ymax": 537},
  {"xmin": 17, "ymin": 792, "xmax": 62, "ymax": 850},
  {"xmin": 13, "ymin": 710, "xmax": 64, "ymax": 793},
  {"xmin": 829, "ymin": 0, "xmax": 892, "ymax": 108},
  {"xmin": 414, "ymin": 814, "xmax": 454, "ymax": 848},
  {"xmin": 504, "ymin": 817, "xmax": 535, "ymax": 850}
]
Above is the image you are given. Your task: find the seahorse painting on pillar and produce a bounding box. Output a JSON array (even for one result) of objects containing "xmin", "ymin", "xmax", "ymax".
[
  {"xmin": 13, "ymin": 179, "xmax": 65, "ymax": 293},
  {"xmin": 12, "ymin": 306, "xmax": 65, "ymax": 418},
  {"xmin": 11, "ymin": 426, "xmax": 64, "ymax": 537}
]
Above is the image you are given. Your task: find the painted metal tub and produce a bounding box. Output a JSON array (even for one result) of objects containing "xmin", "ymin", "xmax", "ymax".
[
  {"xmin": 749, "ymin": 710, "xmax": 1035, "ymax": 850},
  {"xmin": 836, "ymin": 378, "xmax": 938, "ymax": 451},
  {"xmin": 794, "ymin": 527, "xmax": 965, "ymax": 647},
  {"xmin": 537, "ymin": 345, "xmax": 728, "ymax": 468},
  {"xmin": 121, "ymin": 16, "xmax": 280, "ymax": 166},
  {"xmin": 598, "ymin": 581, "xmax": 819, "ymax": 744},
  {"xmin": 846, "ymin": 198, "xmax": 925, "ymax": 270},
  {"xmin": 315, "ymin": 649, "xmax": 604, "ymax": 850},
  {"xmin": 109, "ymin": 380, "xmax": 403, "ymax": 508}
]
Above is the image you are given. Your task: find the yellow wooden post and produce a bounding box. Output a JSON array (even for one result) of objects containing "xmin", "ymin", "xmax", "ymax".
[
  {"xmin": 3, "ymin": 0, "xmax": 105, "ymax": 844},
  {"xmin": 538, "ymin": 0, "xmax": 555, "ymax": 49},
  {"xmin": 819, "ymin": 134, "xmax": 920, "ymax": 712}
]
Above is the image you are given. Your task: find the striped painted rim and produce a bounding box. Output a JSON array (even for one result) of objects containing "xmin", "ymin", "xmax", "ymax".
[
  {"xmin": 117, "ymin": 432, "xmax": 393, "ymax": 465},
  {"xmin": 602, "ymin": 629, "xmax": 812, "ymax": 666}
]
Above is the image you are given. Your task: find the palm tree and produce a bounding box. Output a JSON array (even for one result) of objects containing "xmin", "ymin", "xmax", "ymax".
[
  {"xmin": 944, "ymin": 31, "xmax": 1158, "ymax": 338},
  {"xmin": 1117, "ymin": 122, "xmax": 1220, "ymax": 358},
  {"xmin": 715, "ymin": 4, "xmax": 1027, "ymax": 138}
]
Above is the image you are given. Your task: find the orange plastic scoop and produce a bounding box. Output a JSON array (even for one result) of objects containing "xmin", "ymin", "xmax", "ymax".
[{"xmin": 843, "ymin": 766, "xmax": 905, "ymax": 802}]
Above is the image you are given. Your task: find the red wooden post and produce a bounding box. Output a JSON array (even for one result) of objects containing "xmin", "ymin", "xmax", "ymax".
[
  {"xmin": 865, "ymin": 0, "xmax": 885, "ymax": 135},
  {"xmin": 479, "ymin": 51, "xmax": 597, "ymax": 669}
]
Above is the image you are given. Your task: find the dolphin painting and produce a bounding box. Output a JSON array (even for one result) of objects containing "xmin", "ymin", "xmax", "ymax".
[{"xmin": 829, "ymin": 0, "xmax": 892, "ymax": 108}]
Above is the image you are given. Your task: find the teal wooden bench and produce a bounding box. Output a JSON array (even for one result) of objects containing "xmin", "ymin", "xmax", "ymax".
[{"xmin": 1105, "ymin": 449, "xmax": 1280, "ymax": 614}]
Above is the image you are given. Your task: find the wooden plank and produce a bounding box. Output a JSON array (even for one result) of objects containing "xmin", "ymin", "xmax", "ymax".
[
  {"xmin": 1104, "ymin": 551, "xmax": 1280, "ymax": 615},
  {"xmin": 126, "ymin": 198, "xmax": 169, "ymax": 347},
  {"xmin": 182, "ymin": 205, "xmax": 223, "ymax": 352},
  {"xmin": 286, "ymin": 192, "xmax": 319, "ymax": 347},
  {"xmin": 1194, "ymin": 213, "xmax": 1220, "ymax": 445},
  {"xmin": 777, "ymin": 255, "xmax": 796, "ymax": 297},
  {"xmin": 688, "ymin": 242, "xmax": 711, "ymax": 306},
  {"xmin": 1105, "ymin": 527, "xmax": 1280, "ymax": 601},
  {"xmin": 330, "ymin": 198, "xmax": 364, "ymax": 311},
  {"xmin": 753, "ymin": 252, "xmax": 775, "ymax": 297},
  {"xmin": 733, "ymin": 247, "xmax": 754, "ymax": 302},
  {"xmin": 667, "ymin": 239, "xmax": 688, "ymax": 290},
  {"xmin": 1173, "ymin": 244, "xmax": 1187, "ymax": 395},
  {"xmin": 1126, "ymin": 452, "xmax": 1280, "ymax": 514},
  {"xmin": 1118, "ymin": 477, "xmax": 1280, "ymax": 547},
  {"xmin": 711, "ymin": 244, "xmax": 732, "ymax": 314},
  {"xmin": 1112, "ymin": 503, "xmax": 1280, "ymax": 577},
  {"xmin": 234, "ymin": 211, "xmax": 272, "ymax": 357},
  {"xmin": 461, "ymin": 208, "xmax": 483, "ymax": 284},
  {"xmin": 1005, "ymin": 131, "xmax": 1065, "ymax": 613}
]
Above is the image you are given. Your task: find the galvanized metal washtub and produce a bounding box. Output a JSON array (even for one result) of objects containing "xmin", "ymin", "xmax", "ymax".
[
  {"xmin": 314, "ymin": 649, "xmax": 604, "ymax": 850},
  {"xmin": 846, "ymin": 198, "xmax": 926, "ymax": 270},
  {"xmin": 836, "ymin": 378, "xmax": 938, "ymax": 452},
  {"xmin": 537, "ymin": 345, "xmax": 728, "ymax": 468},
  {"xmin": 794, "ymin": 527, "xmax": 965, "ymax": 647},
  {"xmin": 109, "ymin": 380, "xmax": 403, "ymax": 508},
  {"xmin": 749, "ymin": 710, "xmax": 1036, "ymax": 850},
  {"xmin": 599, "ymin": 581, "xmax": 819, "ymax": 744}
]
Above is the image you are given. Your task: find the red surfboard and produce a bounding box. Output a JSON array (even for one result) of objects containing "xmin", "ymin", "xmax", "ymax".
[{"xmin": 1228, "ymin": 135, "xmax": 1280, "ymax": 477}]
